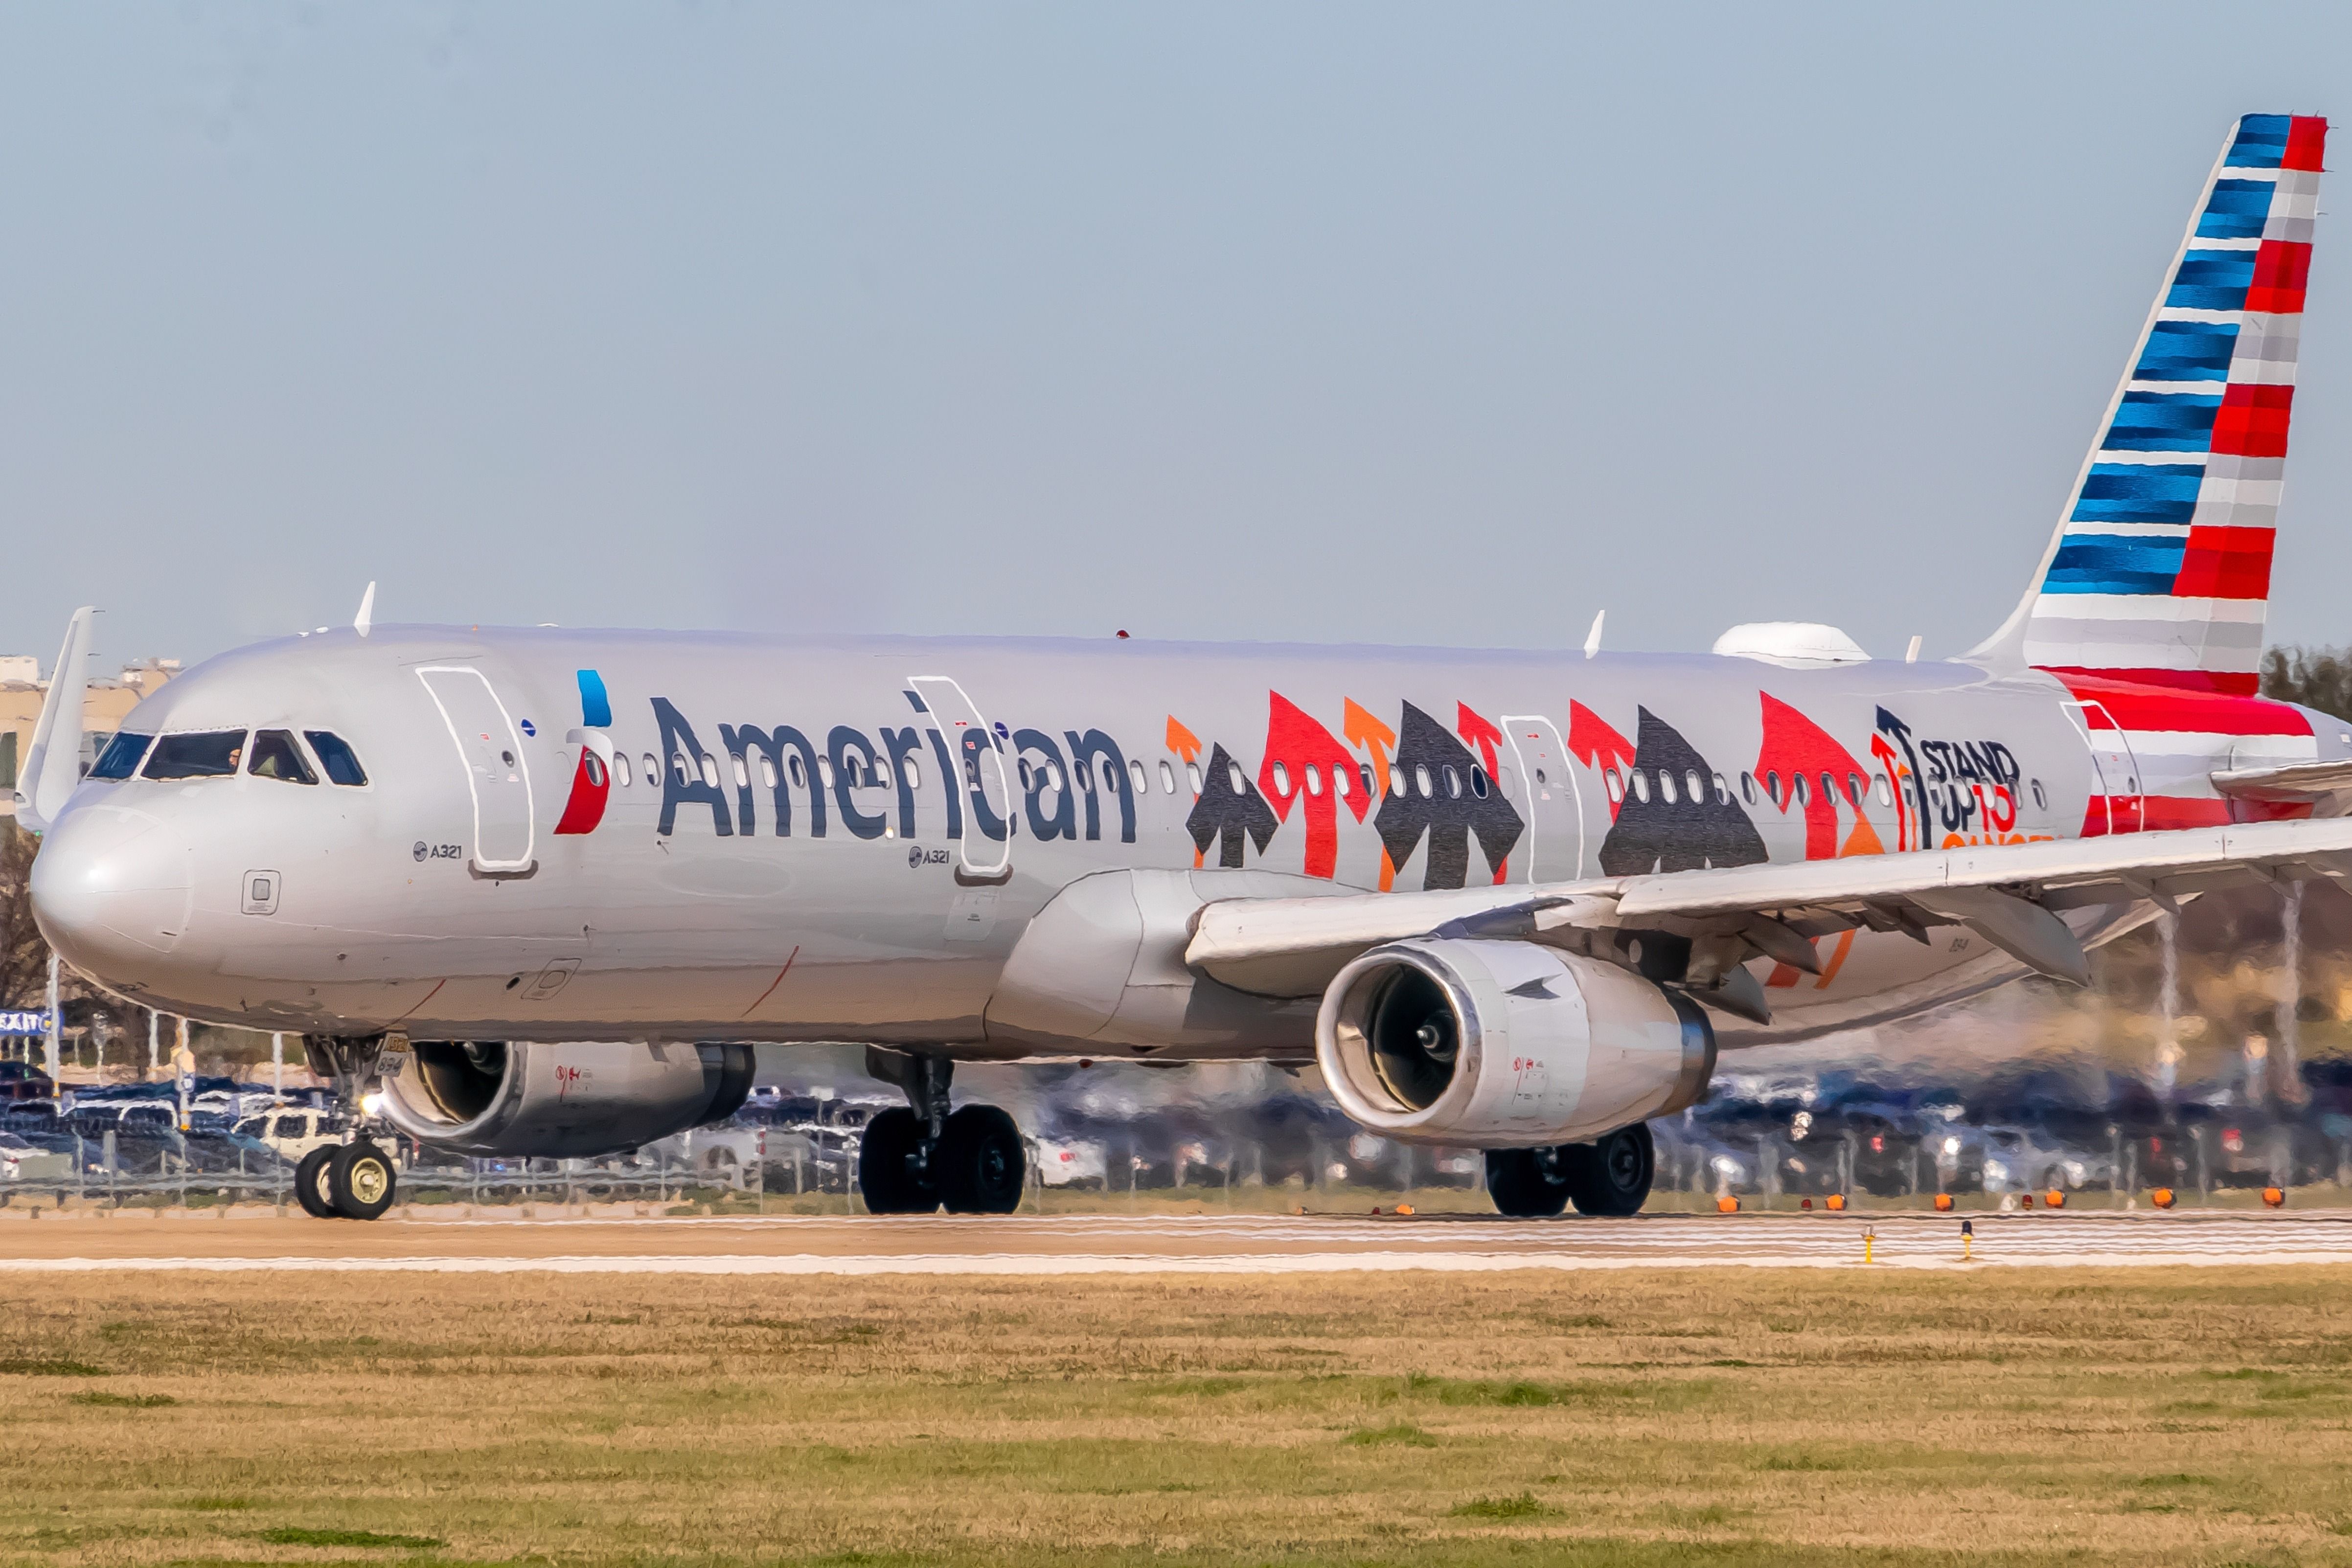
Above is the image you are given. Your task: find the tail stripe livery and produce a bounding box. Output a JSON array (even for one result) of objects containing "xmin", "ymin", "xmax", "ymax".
[{"xmin": 1982, "ymin": 114, "xmax": 2325, "ymax": 699}]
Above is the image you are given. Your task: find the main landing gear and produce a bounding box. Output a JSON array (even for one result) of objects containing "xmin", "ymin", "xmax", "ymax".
[
  {"xmin": 294, "ymin": 1140, "xmax": 399, "ymax": 1220},
  {"xmin": 858, "ymin": 1048, "xmax": 1026, "ymax": 1215},
  {"xmin": 1484, "ymin": 1123, "xmax": 1654, "ymax": 1219},
  {"xmin": 295, "ymin": 1033, "xmax": 400, "ymax": 1221}
]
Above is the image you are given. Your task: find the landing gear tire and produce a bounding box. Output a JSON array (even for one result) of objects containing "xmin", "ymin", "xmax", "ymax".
[
  {"xmin": 858, "ymin": 1107, "xmax": 939, "ymax": 1215},
  {"xmin": 1565, "ymin": 1123, "xmax": 1654, "ymax": 1217},
  {"xmin": 329, "ymin": 1141, "xmax": 398, "ymax": 1221},
  {"xmin": 1484, "ymin": 1147, "xmax": 1573, "ymax": 1219},
  {"xmin": 294, "ymin": 1146, "xmax": 340, "ymax": 1219},
  {"xmin": 937, "ymin": 1104, "xmax": 1026, "ymax": 1214}
]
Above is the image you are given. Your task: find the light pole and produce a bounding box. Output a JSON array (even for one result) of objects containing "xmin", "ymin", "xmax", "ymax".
[{"xmin": 44, "ymin": 952, "xmax": 60, "ymax": 1085}]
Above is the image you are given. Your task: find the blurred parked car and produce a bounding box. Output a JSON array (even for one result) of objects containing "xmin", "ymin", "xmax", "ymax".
[
  {"xmin": 0, "ymin": 1131, "xmax": 72, "ymax": 1182},
  {"xmin": 1034, "ymin": 1138, "xmax": 1108, "ymax": 1188}
]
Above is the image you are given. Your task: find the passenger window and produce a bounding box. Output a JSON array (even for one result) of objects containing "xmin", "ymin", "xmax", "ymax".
[
  {"xmin": 1740, "ymin": 772, "xmax": 1756, "ymax": 804},
  {"xmin": 1018, "ymin": 760, "xmax": 1033, "ymax": 790},
  {"xmin": 759, "ymin": 756, "xmax": 777, "ymax": 789},
  {"xmin": 248, "ymin": 730, "xmax": 318, "ymax": 784},
  {"xmin": 303, "ymin": 731, "xmax": 369, "ymax": 787},
  {"xmin": 1604, "ymin": 768, "xmax": 1623, "ymax": 803},
  {"xmin": 789, "ymin": 756, "xmax": 806, "ymax": 790},
  {"xmin": 1687, "ymin": 770, "xmax": 1704, "ymax": 803},
  {"xmin": 1658, "ymin": 769, "xmax": 1678, "ymax": 804},
  {"xmin": 1186, "ymin": 762, "xmax": 1202, "ymax": 795},
  {"xmin": 1360, "ymin": 765, "xmax": 1375, "ymax": 797},
  {"xmin": 1158, "ymin": 760, "xmax": 1175, "ymax": 795},
  {"xmin": 1304, "ymin": 764, "xmax": 1323, "ymax": 797},
  {"xmin": 642, "ymin": 754, "xmax": 659, "ymax": 787},
  {"xmin": 907, "ymin": 759, "xmax": 922, "ymax": 791},
  {"xmin": 699, "ymin": 753, "xmax": 719, "ymax": 788},
  {"xmin": 1469, "ymin": 766, "xmax": 1489, "ymax": 799},
  {"xmin": 1129, "ymin": 759, "xmax": 1147, "ymax": 795},
  {"xmin": 1847, "ymin": 772, "xmax": 1863, "ymax": 805},
  {"xmin": 1414, "ymin": 764, "xmax": 1433, "ymax": 799},
  {"xmin": 144, "ymin": 731, "xmax": 246, "ymax": 780},
  {"xmin": 1821, "ymin": 772, "xmax": 1837, "ymax": 805},
  {"xmin": 615, "ymin": 753, "xmax": 633, "ymax": 788},
  {"xmin": 88, "ymin": 732, "xmax": 153, "ymax": 781},
  {"xmin": 731, "ymin": 754, "xmax": 750, "ymax": 789},
  {"xmin": 1332, "ymin": 765, "xmax": 1350, "ymax": 798},
  {"xmin": 1227, "ymin": 762, "xmax": 1245, "ymax": 794},
  {"xmin": 1794, "ymin": 773, "xmax": 1809, "ymax": 806},
  {"xmin": 1765, "ymin": 770, "xmax": 1781, "ymax": 803},
  {"xmin": 1629, "ymin": 770, "xmax": 1651, "ymax": 804},
  {"xmin": 1271, "ymin": 762, "xmax": 1291, "ymax": 797},
  {"xmin": 1713, "ymin": 772, "xmax": 1729, "ymax": 804}
]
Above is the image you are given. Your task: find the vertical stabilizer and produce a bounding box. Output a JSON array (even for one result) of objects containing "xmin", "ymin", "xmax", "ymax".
[{"xmin": 1973, "ymin": 114, "xmax": 2326, "ymax": 694}]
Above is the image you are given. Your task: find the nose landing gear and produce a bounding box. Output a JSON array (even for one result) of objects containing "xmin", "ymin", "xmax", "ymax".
[
  {"xmin": 859, "ymin": 1048, "xmax": 1027, "ymax": 1215},
  {"xmin": 294, "ymin": 1033, "xmax": 399, "ymax": 1220}
]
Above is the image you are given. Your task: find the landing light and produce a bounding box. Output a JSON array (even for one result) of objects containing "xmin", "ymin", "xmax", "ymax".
[{"xmin": 361, "ymin": 1091, "xmax": 385, "ymax": 1117}]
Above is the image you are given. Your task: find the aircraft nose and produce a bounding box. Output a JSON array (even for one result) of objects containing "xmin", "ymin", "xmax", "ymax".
[{"xmin": 30, "ymin": 803, "xmax": 196, "ymax": 980}]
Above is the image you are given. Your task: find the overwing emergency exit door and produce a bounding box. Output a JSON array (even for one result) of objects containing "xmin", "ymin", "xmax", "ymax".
[
  {"xmin": 2059, "ymin": 699, "xmax": 2144, "ymax": 837},
  {"xmin": 908, "ymin": 675, "xmax": 1015, "ymax": 884},
  {"xmin": 1499, "ymin": 715, "xmax": 1586, "ymax": 880},
  {"xmin": 418, "ymin": 666, "xmax": 538, "ymax": 873}
]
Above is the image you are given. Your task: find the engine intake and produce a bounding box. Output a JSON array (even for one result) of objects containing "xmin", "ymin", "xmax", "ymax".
[
  {"xmin": 378, "ymin": 1040, "xmax": 755, "ymax": 1158},
  {"xmin": 1316, "ymin": 939, "xmax": 1713, "ymax": 1146}
]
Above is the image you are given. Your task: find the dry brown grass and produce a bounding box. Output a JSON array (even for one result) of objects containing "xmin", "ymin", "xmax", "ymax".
[{"xmin": 8, "ymin": 1267, "xmax": 2352, "ymax": 1565}]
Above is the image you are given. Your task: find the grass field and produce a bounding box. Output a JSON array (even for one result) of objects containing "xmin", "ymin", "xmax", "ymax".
[{"xmin": 10, "ymin": 1267, "xmax": 2352, "ymax": 1566}]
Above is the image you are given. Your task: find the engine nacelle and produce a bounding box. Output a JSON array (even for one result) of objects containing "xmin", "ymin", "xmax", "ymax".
[
  {"xmin": 1315, "ymin": 939, "xmax": 1714, "ymax": 1147},
  {"xmin": 377, "ymin": 1040, "xmax": 755, "ymax": 1159}
]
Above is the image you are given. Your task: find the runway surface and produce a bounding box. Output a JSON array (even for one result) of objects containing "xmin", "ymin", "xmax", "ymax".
[{"xmin": 7, "ymin": 1207, "xmax": 2352, "ymax": 1273}]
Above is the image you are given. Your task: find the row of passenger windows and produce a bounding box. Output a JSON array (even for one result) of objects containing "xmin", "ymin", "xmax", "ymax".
[
  {"xmin": 1594, "ymin": 765, "xmax": 1897, "ymax": 811},
  {"xmin": 89, "ymin": 729, "xmax": 368, "ymax": 787},
  {"xmin": 593, "ymin": 747, "xmax": 1512, "ymax": 806},
  {"xmin": 587, "ymin": 748, "xmax": 2030, "ymax": 820}
]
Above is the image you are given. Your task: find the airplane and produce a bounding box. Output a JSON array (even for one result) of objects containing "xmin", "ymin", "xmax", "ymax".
[{"xmin": 20, "ymin": 112, "xmax": 2347, "ymax": 1223}]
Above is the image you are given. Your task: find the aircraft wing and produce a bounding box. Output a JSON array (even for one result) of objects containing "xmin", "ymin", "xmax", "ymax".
[{"xmin": 1186, "ymin": 815, "xmax": 2352, "ymax": 1013}]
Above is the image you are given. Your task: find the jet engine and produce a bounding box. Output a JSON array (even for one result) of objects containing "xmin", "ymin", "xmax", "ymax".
[
  {"xmin": 376, "ymin": 1040, "xmax": 755, "ymax": 1159},
  {"xmin": 1315, "ymin": 939, "xmax": 1714, "ymax": 1146}
]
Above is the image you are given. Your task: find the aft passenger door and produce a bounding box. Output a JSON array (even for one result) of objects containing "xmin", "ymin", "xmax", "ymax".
[
  {"xmin": 908, "ymin": 674, "xmax": 1015, "ymax": 884},
  {"xmin": 418, "ymin": 667, "xmax": 538, "ymax": 873},
  {"xmin": 1499, "ymin": 715, "xmax": 1586, "ymax": 880},
  {"xmin": 2059, "ymin": 699, "xmax": 2144, "ymax": 837}
]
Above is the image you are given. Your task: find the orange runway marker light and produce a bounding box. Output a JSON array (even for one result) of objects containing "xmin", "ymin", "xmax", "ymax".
[
  {"xmin": 2045, "ymin": 1189, "xmax": 2066, "ymax": 1209},
  {"xmin": 1717, "ymin": 1195, "xmax": 1740, "ymax": 1213},
  {"xmin": 1825, "ymin": 1193, "xmax": 1846, "ymax": 1212},
  {"xmin": 1933, "ymin": 1192, "xmax": 1954, "ymax": 1212},
  {"xmin": 2263, "ymin": 1186, "xmax": 2286, "ymax": 1208},
  {"xmin": 2152, "ymin": 1188, "xmax": 2177, "ymax": 1209},
  {"xmin": 1394, "ymin": 1203, "xmax": 1414, "ymax": 1216}
]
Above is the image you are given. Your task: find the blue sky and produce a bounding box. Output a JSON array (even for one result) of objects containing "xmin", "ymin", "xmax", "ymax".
[{"xmin": 3, "ymin": 3, "xmax": 2348, "ymax": 670}]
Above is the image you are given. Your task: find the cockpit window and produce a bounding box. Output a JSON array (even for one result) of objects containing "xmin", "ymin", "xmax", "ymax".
[
  {"xmin": 143, "ymin": 731, "xmax": 246, "ymax": 780},
  {"xmin": 304, "ymin": 730, "xmax": 368, "ymax": 787},
  {"xmin": 248, "ymin": 730, "xmax": 318, "ymax": 785},
  {"xmin": 88, "ymin": 732, "xmax": 153, "ymax": 781}
]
